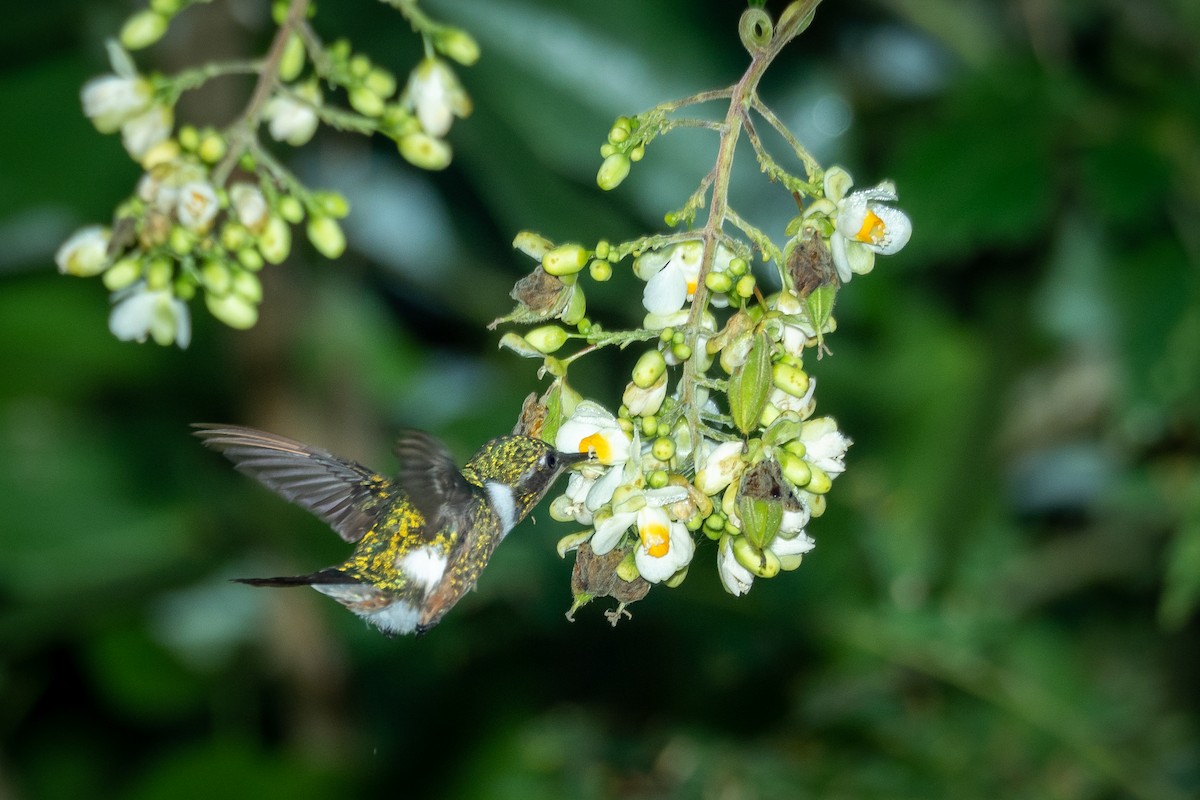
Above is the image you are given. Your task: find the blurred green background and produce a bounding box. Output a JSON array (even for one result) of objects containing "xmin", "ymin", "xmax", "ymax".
[{"xmin": 3, "ymin": 0, "xmax": 1199, "ymax": 797}]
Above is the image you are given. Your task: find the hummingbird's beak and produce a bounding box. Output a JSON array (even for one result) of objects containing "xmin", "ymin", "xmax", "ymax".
[{"xmin": 558, "ymin": 449, "xmax": 594, "ymax": 467}]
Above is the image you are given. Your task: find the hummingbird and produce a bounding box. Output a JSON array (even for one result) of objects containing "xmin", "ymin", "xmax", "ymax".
[{"xmin": 193, "ymin": 424, "xmax": 588, "ymax": 636}]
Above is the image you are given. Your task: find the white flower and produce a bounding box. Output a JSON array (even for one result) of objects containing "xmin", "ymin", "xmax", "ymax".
[
  {"xmin": 55, "ymin": 226, "xmax": 110, "ymax": 277},
  {"xmin": 81, "ymin": 75, "xmax": 152, "ymax": 134},
  {"xmin": 121, "ymin": 104, "xmax": 173, "ymax": 161},
  {"xmin": 825, "ymin": 166, "xmax": 911, "ymax": 283},
  {"xmin": 693, "ymin": 439, "xmax": 746, "ymax": 496},
  {"xmin": 633, "ymin": 507, "xmax": 695, "ymax": 583},
  {"xmin": 638, "ymin": 241, "xmax": 702, "ymax": 315},
  {"xmin": 404, "ymin": 57, "xmax": 471, "ymax": 137},
  {"xmin": 774, "ymin": 290, "xmax": 834, "ymax": 355},
  {"xmin": 623, "ymin": 373, "xmax": 667, "ymax": 417},
  {"xmin": 176, "ymin": 181, "xmax": 220, "ymax": 232},
  {"xmin": 265, "ymin": 85, "xmax": 320, "ymax": 146},
  {"xmin": 799, "ymin": 416, "xmax": 851, "ymax": 477},
  {"xmin": 717, "ymin": 536, "xmax": 755, "ymax": 596},
  {"xmin": 555, "ymin": 401, "xmax": 632, "ymax": 467},
  {"xmin": 230, "ymin": 183, "xmax": 268, "ymax": 231},
  {"xmin": 589, "ymin": 485, "xmax": 689, "ymax": 555},
  {"xmin": 109, "ymin": 283, "xmax": 191, "ymax": 348}
]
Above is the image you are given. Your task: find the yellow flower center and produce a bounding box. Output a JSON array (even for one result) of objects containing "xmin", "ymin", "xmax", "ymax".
[
  {"xmin": 686, "ymin": 279, "xmax": 698, "ymax": 297},
  {"xmin": 579, "ymin": 432, "xmax": 611, "ymax": 463},
  {"xmin": 853, "ymin": 209, "xmax": 887, "ymax": 244},
  {"xmin": 640, "ymin": 521, "xmax": 670, "ymax": 557}
]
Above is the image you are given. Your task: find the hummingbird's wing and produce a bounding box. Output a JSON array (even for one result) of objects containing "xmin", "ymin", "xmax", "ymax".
[
  {"xmin": 194, "ymin": 424, "xmax": 391, "ymax": 543},
  {"xmin": 392, "ymin": 430, "xmax": 477, "ymax": 539}
]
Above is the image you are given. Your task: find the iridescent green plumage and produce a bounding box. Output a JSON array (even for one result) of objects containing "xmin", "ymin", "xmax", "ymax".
[{"xmin": 194, "ymin": 424, "xmax": 585, "ymax": 635}]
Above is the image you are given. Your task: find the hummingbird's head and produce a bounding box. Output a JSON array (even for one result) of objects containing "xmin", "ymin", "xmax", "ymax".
[{"xmin": 466, "ymin": 435, "xmax": 589, "ymax": 527}]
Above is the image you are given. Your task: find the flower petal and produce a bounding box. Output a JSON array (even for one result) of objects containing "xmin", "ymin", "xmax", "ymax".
[{"xmin": 643, "ymin": 261, "xmax": 688, "ymax": 315}]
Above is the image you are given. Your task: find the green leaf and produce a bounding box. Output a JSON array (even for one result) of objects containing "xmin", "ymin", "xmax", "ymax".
[{"xmin": 727, "ymin": 331, "xmax": 771, "ymax": 434}]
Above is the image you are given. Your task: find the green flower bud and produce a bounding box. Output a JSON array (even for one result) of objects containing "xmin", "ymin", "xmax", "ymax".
[
  {"xmin": 784, "ymin": 439, "xmax": 807, "ymax": 458},
  {"xmin": 525, "ymin": 325, "xmax": 569, "ymax": 354},
  {"xmin": 206, "ymin": 290, "xmax": 258, "ymax": 330},
  {"xmin": 779, "ymin": 551, "xmax": 805, "ymax": 571},
  {"xmin": 632, "ymin": 349, "xmax": 666, "ymax": 388},
  {"xmin": 651, "ymin": 437, "xmax": 675, "ymax": 461},
  {"xmin": 313, "ymin": 191, "xmax": 350, "ymax": 219},
  {"xmin": 200, "ymin": 259, "xmax": 231, "ymax": 294},
  {"xmin": 349, "ymin": 86, "xmax": 385, "ymax": 117},
  {"xmin": 735, "ymin": 274, "xmax": 756, "ymax": 298},
  {"xmin": 197, "ymin": 131, "xmax": 227, "ymax": 164},
  {"xmin": 732, "ymin": 536, "xmax": 781, "ymax": 579},
  {"xmin": 647, "ymin": 469, "xmax": 670, "ymax": 489},
  {"xmin": 727, "ymin": 331, "xmax": 771, "ymax": 435},
  {"xmin": 772, "ymin": 362, "xmax": 810, "ymax": 398},
  {"xmin": 640, "ymin": 415, "xmax": 658, "ymax": 437},
  {"xmin": 278, "ymin": 195, "xmax": 305, "ymax": 223},
  {"xmin": 168, "ymin": 226, "xmax": 194, "ymax": 255},
  {"xmin": 808, "ymin": 493, "xmax": 826, "ymax": 518},
  {"xmin": 615, "ymin": 551, "xmax": 640, "ymax": 583},
  {"xmin": 607, "ymin": 123, "xmax": 629, "ymax": 145},
  {"xmin": 542, "ymin": 243, "xmax": 589, "ymax": 276},
  {"xmin": 150, "ymin": 0, "xmax": 182, "ymax": 14},
  {"xmin": 237, "ymin": 248, "xmax": 263, "ymax": 272},
  {"xmin": 221, "ymin": 222, "xmax": 250, "ymax": 252},
  {"xmin": 596, "ymin": 153, "xmax": 631, "ymax": 191},
  {"xmin": 145, "ymin": 257, "xmax": 173, "ymax": 290},
  {"xmin": 173, "ymin": 276, "xmax": 196, "ymax": 301},
  {"xmin": 279, "ymin": 34, "xmax": 306, "ymax": 82},
  {"xmin": 178, "ymin": 125, "xmax": 200, "ymax": 151},
  {"xmin": 705, "ymin": 271, "xmax": 733, "ymax": 294},
  {"xmin": 704, "ymin": 513, "xmax": 725, "ymax": 533},
  {"xmin": 777, "ymin": 450, "xmax": 812, "ymax": 488},
  {"xmin": 434, "ymin": 27, "xmax": 481, "ymax": 66},
  {"xmin": 121, "ymin": 10, "xmax": 169, "ymax": 50},
  {"xmin": 664, "ymin": 565, "xmax": 689, "ymax": 588},
  {"xmin": 103, "ymin": 257, "xmax": 142, "ymax": 291},
  {"xmin": 805, "ymin": 464, "xmax": 832, "ymax": 494},
  {"xmin": 232, "ymin": 270, "xmax": 262, "ymax": 302},
  {"xmin": 513, "ymin": 231, "xmax": 553, "ymax": 261},
  {"xmin": 364, "ymin": 67, "xmax": 397, "ymax": 99},
  {"xmin": 599, "ymin": 143, "xmax": 616, "ymax": 158},
  {"xmin": 561, "ymin": 286, "xmax": 587, "ymax": 326},
  {"xmin": 588, "ymin": 259, "xmax": 612, "ymax": 282},
  {"xmin": 498, "ymin": 332, "xmax": 542, "ymax": 359},
  {"xmin": 349, "ymin": 54, "xmax": 371, "ymax": 79},
  {"xmin": 307, "ymin": 216, "xmax": 346, "ymax": 259},
  {"xmin": 398, "ymin": 132, "xmax": 452, "ymax": 171},
  {"xmin": 671, "ymin": 341, "xmax": 692, "ymax": 361},
  {"xmin": 629, "ymin": 144, "xmax": 645, "ymax": 162},
  {"xmin": 258, "ymin": 215, "xmax": 292, "ymax": 264},
  {"xmin": 729, "ymin": 256, "xmax": 749, "ymax": 276},
  {"xmin": 594, "ymin": 239, "xmax": 610, "ymax": 259}
]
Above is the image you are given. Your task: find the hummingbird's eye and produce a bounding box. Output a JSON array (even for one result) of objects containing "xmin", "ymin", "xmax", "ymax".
[{"xmin": 543, "ymin": 451, "xmax": 558, "ymax": 471}]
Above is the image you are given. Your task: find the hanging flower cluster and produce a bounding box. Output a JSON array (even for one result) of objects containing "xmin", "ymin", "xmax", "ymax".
[
  {"xmin": 494, "ymin": 1, "xmax": 910, "ymax": 622},
  {"xmin": 56, "ymin": 0, "xmax": 478, "ymax": 346}
]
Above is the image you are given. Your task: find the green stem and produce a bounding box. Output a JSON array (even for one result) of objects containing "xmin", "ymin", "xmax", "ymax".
[
  {"xmin": 162, "ymin": 60, "xmax": 261, "ymax": 104},
  {"xmin": 212, "ymin": 0, "xmax": 312, "ymax": 187},
  {"xmin": 750, "ymin": 96, "xmax": 822, "ymax": 183},
  {"xmin": 680, "ymin": 0, "xmax": 823, "ymax": 467}
]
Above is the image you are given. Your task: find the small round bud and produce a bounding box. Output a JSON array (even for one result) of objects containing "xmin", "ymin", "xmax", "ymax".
[
  {"xmin": 150, "ymin": 0, "xmax": 182, "ymax": 14},
  {"xmin": 349, "ymin": 86, "xmax": 385, "ymax": 117},
  {"xmin": 398, "ymin": 132, "xmax": 452, "ymax": 171},
  {"xmin": 232, "ymin": 270, "xmax": 262, "ymax": 302},
  {"xmin": 197, "ymin": 131, "xmax": 227, "ymax": 164},
  {"xmin": 615, "ymin": 551, "xmax": 640, "ymax": 583},
  {"xmin": 121, "ymin": 10, "xmax": 169, "ymax": 50},
  {"xmin": 206, "ymin": 290, "xmax": 258, "ymax": 330},
  {"xmin": 728, "ymin": 256, "xmax": 749, "ymax": 276},
  {"xmin": 525, "ymin": 325, "xmax": 569, "ymax": 354},
  {"xmin": 237, "ymin": 248, "xmax": 264, "ymax": 272},
  {"xmin": 599, "ymin": 143, "xmax": 616, "ymax": 158},
  {"xmin": 168, "ymin": 226, "xmax": 194, "ymax": 255},
  {"xmin": 772, "ymin": 362, "xmax": 810, "ymax": 398},
  {"xmin": 173, "ymin": 276, "xmax": 196, "ymax": 301},
  {"xmin": 364, "ymin": 67, "xmax": 397, "ymax": 99},
  {"xmin": 735, "ymin": 274, "xmax": 756, "ymax": 298},
  {"xmin": 629, "ymin": 144, "xmax": 645, "ymax": 162},
  {"xmin": 542, "ymin": 243, "xmax": 589, "ymax": 276},
  {"xmin": 651, "ymin": 437, "xmax": 675, "ymax": 461},
  {"xmin": 607, "ymin": 124, "xmax": 629, "ymax": 145},
  {"xmin": 221, "ymin": 222, "xmax": 251, "ymax": 252},
  {"xmin": 596, "ymin": 153, "xmax": 630, "ymax": 191},
  {"xmin": 640, "ymin": 415, "xmax": 658, "ymax": 437},
  {"xmin": 647, "ymin": 469, "xmax": 670, "ymax": 489},
  {"xmin": 349, "ymin": 54, "xmax": 371, "ymax": 79},
  {"xmin": 278, "ymin": 195, "xmax": 305, "ymax": 223},
  {"xmin": 178, "ymin": 125, "xmax": 200, "ymax": 151},
  {"xmin": 660, "ymin": 327, "xmax": 675, "ymax": 342},
  {"xmin": 56, "ymin": 226, "xmax": 110, "ymax": 277},
  {"xmin": 705, "ymin": 271, "xmax": 733, "ymax": 294},
  {"xmin": 279, "ymin": 34, "xmax": 306, "ymax": 82},
  {"xmin": 561, "ymin": 286, "xmax": 587, "ymax": 327},
  {"xmin": 588, "ymin": 259, "xmax": 612, "ymax": 282},
  {"xmin": 671, "ymin": 341, "xmax": 692, "ymax": 361},
  {"xmin": 103, "ymin": 258, "xmax": 143, "ymax": 291},
  {"xmin": 258, "ymin": 215, "xmax": 292, "ymax": 264},
  {"xmin": 777, "ymin": 450, "xmax": 812, "ymax": 489},
  {"xmin": 314, "ymin": 191, "xmax": 350, "ymax": 219},
  {"xmin": 435, "ymin": 28, "xmax": 480, "ymax": 66},
  {"xmin": 594, "ymin": 240, "xmax": 610, "ymax": 260},
  {"xmin": 201, "ymin": 259, "xmax": 230, "ymax": 294},
  {"xmin": 805, "ymin": 464, "xmax": 832, "ymax": 495},
  {"xmin": 143, "ymin": 257, "xmax": 172, "ymax": 291},
  {"xmin": 307, "ymin": 216, "xmax": 346, "ymax": 259},
  {"xmin": 632, "ymin": 349, "xmax": 667, "ymax": 388}
]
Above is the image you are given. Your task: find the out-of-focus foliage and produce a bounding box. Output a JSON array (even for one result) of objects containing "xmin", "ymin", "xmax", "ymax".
[{"xmin": 1, "ymin": 1, "xmax": 1198, "ymax": 798}]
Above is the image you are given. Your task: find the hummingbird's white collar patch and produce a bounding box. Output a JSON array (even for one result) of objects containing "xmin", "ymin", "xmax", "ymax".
[
  {"xmin": 398, "ymin": 546, "xmax": 448, "ymax": 593},
  {"xmin": 485, "ymin": 480, "xmax": 518, "ymax": 537},
  {"xmin": 365, "ymin": 600, "xmax": 421, "ymax": 635}
]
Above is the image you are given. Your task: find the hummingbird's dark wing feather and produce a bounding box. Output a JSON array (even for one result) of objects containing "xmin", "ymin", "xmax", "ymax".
[
  {"xmin": 194, "ymin": 424, "xmax": 392, "ymax": 543},
  {"xmin": 393, "ymin": 430, "xmax": 477, "ymax": 539}
]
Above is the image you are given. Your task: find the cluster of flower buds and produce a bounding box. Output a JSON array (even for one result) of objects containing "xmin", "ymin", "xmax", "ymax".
[
  {"xmin": 495, "ymin": 158, "xmax": 910, "ymax": 618},
  {"xmin": 59, "ymin": 0, "xmax": 478, "ymax": 346}
]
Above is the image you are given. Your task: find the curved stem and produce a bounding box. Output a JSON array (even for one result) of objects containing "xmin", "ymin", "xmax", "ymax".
[{"xmin": 212, "ymin": 0, "xmax": 312, "ymax": 187}]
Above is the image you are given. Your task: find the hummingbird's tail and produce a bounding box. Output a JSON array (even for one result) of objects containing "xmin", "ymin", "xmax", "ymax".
[{"xmin": 233, "ymin": 568, "xmax": 354, "ymax": 588}]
